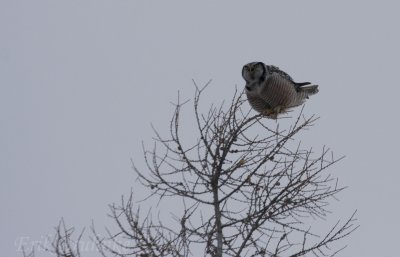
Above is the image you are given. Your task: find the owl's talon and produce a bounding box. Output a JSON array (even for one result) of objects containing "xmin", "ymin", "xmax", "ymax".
[
  {"xmin": 262, "ymin": 106, "xmax": 282, "ymax": 119},
  {"xmin": 262, "ymin": 109, "xmax": 273, "ymax": 116},
  {"xmin": 262, "ymin": 109, "xmax": 278, "ymax": 119},
  {"xmin": 273, "ymin": 106, "xmax": 281, "ymax": 114}
]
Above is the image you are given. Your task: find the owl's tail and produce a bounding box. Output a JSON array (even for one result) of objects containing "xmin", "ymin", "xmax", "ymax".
[{"xmin": 299, "ymin": 84, "xmax": 319, "ymax": 96}]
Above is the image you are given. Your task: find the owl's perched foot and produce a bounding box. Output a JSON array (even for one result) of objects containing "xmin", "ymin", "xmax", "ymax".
[
  {"xmin": 273, "ymin": 106, "xmax": 282, "ymax": 115},
  {"xmin": 262, "ymin": 109, "xmax": 274, "ymax": 117},
  {"xmin": 263, "ymin": 106, "xmax": 283, "ymax": 119}
]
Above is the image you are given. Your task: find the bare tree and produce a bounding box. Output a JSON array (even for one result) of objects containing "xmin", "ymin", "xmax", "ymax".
[{"xmin": 24, "ymin": 82, "xmax": 357, "ymax": 257}]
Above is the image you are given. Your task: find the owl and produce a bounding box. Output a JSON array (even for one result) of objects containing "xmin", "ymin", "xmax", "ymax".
[{"xmin": 242, "ymin": 62, "xmax": 319, "ymax": 119}]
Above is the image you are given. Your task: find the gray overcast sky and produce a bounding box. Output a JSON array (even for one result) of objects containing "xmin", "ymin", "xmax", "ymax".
[{"xmin": 1, "ymin": 1, "xmax": 399, "ymax": 256}]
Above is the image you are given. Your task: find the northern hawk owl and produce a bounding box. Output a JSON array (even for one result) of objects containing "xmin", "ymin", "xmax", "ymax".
[{"xmin": 242, "ymin": 62, "xmax": 319, "ymax": 119}]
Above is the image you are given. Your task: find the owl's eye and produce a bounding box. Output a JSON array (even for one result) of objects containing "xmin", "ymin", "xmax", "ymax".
[{"xmin": 250, "ymin": 67, "xmax": 254, "ymax": 72}]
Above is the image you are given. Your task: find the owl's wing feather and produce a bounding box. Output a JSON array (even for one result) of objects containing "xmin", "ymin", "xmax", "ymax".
[
  {"xmin": 266, "ymin": 65, "xmax": 294, "ymax": 82},
  {"xmin": 267, "ymin": 65, "xmax": 312, "ymax": 92},
  {"xmin": 295, "ymin": 82, "xmax": 312, "ymax": 86}
]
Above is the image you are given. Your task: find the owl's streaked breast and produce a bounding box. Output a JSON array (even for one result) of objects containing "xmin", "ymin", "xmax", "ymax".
[{"xmin": 246, "ymin": 93, "xmax": 272, "ymax": 114}]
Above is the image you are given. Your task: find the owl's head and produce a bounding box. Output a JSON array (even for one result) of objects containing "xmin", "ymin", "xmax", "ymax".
[{"xmin": 242, "ymin": 62, "xmax": 266, "ymax": 83}]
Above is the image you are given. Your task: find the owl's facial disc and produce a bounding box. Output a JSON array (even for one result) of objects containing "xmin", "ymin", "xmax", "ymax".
[
  {"xmin": 242, "ymin": 62, "xmax": 266, "ymax": 84},
  {"xmin": 244, "ymin": 65, "xmax": 256, "ymax": 79}
]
